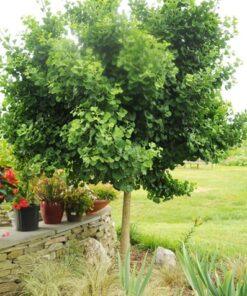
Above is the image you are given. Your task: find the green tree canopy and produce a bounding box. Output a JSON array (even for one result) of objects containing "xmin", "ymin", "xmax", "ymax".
[{"xmin": 0, "ymin": 0, "xmax": 246, "ymax": 203}]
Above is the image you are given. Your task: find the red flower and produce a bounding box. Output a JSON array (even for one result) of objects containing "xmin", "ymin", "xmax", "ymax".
[
  {"xmin": 4, "ymin": 169, "xmax": 18, "ymax": 185},
  {"xmin": 19, "ymin": 198, "xmax": 29, "ymax": 208},
  {"xmin": 12, "ymin": 198, "xmax": 29, "ymax": 210}
]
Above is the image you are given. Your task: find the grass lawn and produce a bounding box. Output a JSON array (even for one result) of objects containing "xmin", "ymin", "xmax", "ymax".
[{"xmin": 111, "ymin": 165, "xmax": 247, "ymax": 258}]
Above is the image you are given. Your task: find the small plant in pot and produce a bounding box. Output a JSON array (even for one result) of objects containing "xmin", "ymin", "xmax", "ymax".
[
  {"xmin": 64, "ymin": 185, "xmax": 93, "ymax": 222},
  {"xmin": 34, "ymin": 172, "xmax": 66, "ymax": 224},
  {"xmin": 87, "ymin": 183, "xmax": 118, "ymax": 214},
  {"xmin": 0, "ymin": 167, "xmax": 39, "ymax": 231},
  {"xmin": 12, "ymin": 196, "xmax": 39, "ymax": 231}
]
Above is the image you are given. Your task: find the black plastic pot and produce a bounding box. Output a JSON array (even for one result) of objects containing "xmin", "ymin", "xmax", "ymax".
[
  {"xmin": 66, "ymin": 210, "xmax": 83, "ymax": 222},
  {"xmin": 15, "ymin": 204, "xmax": 39, "ymax": 231}
]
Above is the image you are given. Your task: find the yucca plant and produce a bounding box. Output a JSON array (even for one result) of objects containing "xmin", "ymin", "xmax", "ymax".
[
  {"xmin": 118, "ymin": 249, "xmax": 155, "ymax": 296},
  {"xmin": 179, "ymin": 244, "xmax": 247, "ymax": 296}
]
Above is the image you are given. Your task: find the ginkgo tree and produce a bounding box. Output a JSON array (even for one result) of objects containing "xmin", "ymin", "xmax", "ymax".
[{"xmin": 0, "ymin": 0, "xmax": 246, "ymax": 256}]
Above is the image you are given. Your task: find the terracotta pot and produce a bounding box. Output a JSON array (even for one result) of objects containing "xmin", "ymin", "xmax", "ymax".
[
  {"xmin": 40, "ymin": 201, "xmax": 64, "ymax": 224},
  {"xmin": 15, "ymin": 204, "xmax": 39, "ymax": 232},
  {"xmin": 86, "ymin": 200, "xmax": 109, "ymax": 215},
  {"xmin": 66, "ymin": 210, "xmax": 83, "ymax": 222}
]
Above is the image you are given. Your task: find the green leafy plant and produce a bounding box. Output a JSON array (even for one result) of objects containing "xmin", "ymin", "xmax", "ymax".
[
  {"xmin": 33, "ymin": 173, "xmax": 67, "ymax": 202},
  {"xmin": 64, "ymin": 185, "xmax": 93, "ymax": 214},
  {"xmin": 0, "ymin": 139, "xmax": 16, "ymax": 168},
  {"xmin": 89, "ymin": 183, "xmax": 118, "ymax": 201},
  {"xmin": 118, "ymin": 249, "xmax": 155, "ymax": 296},
  {"xmin": 179, "ymin": 244, "xmax": 247, "ymax": 296}
]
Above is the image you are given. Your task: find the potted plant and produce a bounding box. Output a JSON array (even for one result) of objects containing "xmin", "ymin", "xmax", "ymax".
[
  {"xmin": 87, "ymin": 183, "xmax": 118, "ymax": 214},
  {"xmin": 12, "ymin": 196, "xmax": 39, "ymax": 231},
  {"xmin": 34, "ymin": 172, "xmax": 66, "ymax": 224},
  {"xmin": 64, "ymin": 185, "xmax": 93, "ymax": 222},
  {"xmin": 0, "ymin": 167, "xmax": 39, "ymax": 231}
]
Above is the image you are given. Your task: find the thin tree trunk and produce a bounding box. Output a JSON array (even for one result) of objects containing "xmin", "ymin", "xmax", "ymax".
[{"xmin": 120, "ymin": 191, "xmax": 131, "ymax": 258}]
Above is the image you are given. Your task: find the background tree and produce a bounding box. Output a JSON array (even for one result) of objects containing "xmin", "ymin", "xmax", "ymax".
[{"xmin": 0, "ymin": 0, "xmax": 246, "ymax": 256}]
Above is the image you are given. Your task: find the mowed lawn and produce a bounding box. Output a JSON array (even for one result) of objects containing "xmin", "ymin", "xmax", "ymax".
[{"xmin": 111, "ymin": 166, "xmax": 247, "ymax": 258}]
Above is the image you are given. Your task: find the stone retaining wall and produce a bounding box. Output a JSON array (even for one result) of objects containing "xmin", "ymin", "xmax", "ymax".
[
  {"xmin": 0, "ymin": 206, "xmax": 117, "ymax": 295},
  {"xmin": 0, "ymin": 208, "xmax": 11, "ymax": 226}
]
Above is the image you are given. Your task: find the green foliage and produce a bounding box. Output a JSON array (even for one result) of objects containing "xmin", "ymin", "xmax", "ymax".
[
  {"xmin": 118, "ymin": 248, "xmax": 155, "ymax": 296},
  {"xmin": 64, "ymin": 185, "xmax": 93, "ymax": 214},
  {"xmin": 179, "ymin": 244, "xmax": 247, "ymax": 296},
  {"xmin": 0, "ymin": 0, "xmax": 246, "ymax": 202},
  {"xmin": 89, "ymin": 183, "xmax": 118, "ymax": 201},
  {"xmin": 0, "ymin": 139, "xmax": 16, "ymax": 168}
]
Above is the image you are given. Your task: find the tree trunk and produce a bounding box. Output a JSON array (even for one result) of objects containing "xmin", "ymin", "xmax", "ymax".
[{"xmin": 120, "ymin": 191, "xmax": 131, "ymax": 258}]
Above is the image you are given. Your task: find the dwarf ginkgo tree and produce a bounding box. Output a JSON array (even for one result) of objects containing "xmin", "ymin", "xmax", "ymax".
[{"xmin": 0, "ymin": 0, "xmax": 246, "ymax": 256}]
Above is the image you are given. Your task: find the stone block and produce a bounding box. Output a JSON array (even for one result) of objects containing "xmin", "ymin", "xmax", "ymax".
[
  {"xmin": 7, "ymin": 249, "xmax": 24, "ymax": 260},
  {"xmin": 72, "ymin": 226, "xmax": 82, "ymax": 234},
  {"xmin": 45, "ymin": 236, "xmax": 67, "ymax": 246},
  {"xmin": 47, "ymin": 242, "xmax": 64, "ymax": 252},
  {"xmin": 0, "ymin": 261, "xmax": 13, "ymax": 271},
  {"xmin": 25, "ymin": 241, "xmax": 45, "ymax": 254},
  {"xmin": 0, "ymin": 253, "xmax": 7, "ymax": 262},
  {"xmin": 0, "ymin": 282, "xmax": 18, "ymax": 294},
  {"xmin": 0, "ymin": 269, "xmax": 11, "ymax": 278},
  {"xmin": 155, "ymin": 247, "xmax": 176, "ymax": 268}
]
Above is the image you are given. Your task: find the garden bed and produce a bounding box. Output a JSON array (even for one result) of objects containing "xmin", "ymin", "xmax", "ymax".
[{"xmin": 0, "ymin": 206, "xmax": 116, "ymax": 295}]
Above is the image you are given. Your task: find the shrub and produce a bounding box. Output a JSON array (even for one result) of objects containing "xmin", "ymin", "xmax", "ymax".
[{"xmin": 89, "ymin": 183, "xmax": 118, "ymax": 201}]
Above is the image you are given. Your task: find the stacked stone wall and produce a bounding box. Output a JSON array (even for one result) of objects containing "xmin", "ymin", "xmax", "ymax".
[
  {"xmin": 0, "ymin": 208, "xmax": 10, "ymax": 226},
  {"xmin": 0, "ymin": 206, "xmax": 116, "ymax": 295}
]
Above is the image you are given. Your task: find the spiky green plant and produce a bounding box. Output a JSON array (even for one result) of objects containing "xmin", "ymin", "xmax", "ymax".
[
  {"xmin": 179, "ymin": 244, "xmax": 247, "ymax": 296},
  {"xmin": 118, "ymin": 249, "xmax": 155, "ymax": 296}
]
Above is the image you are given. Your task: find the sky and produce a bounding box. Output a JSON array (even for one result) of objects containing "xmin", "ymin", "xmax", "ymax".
[{"xmin": 0, "ymin": 0, "xmax": 246, "ymax": 112}]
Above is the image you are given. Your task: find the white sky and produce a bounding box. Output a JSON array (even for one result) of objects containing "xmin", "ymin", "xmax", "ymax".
[{"xmin": 0, "ymin": 0, "xmax": 246, "ymax": 112}]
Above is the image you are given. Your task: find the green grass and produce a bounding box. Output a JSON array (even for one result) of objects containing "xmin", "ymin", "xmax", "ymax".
[{"xmin": 111, "ymin": 166, "xmax": 247, "ymax": 258}]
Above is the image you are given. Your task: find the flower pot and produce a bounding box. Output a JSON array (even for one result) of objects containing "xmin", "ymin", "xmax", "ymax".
[
  {"xmin": 15, "ymin": 204, "xmax": 39, "ymax": 232},
  {"xmin": 86, "ymin": 200, "xmax": 109, "ymax": 215},
  {"xmin": 66, "ymin": 210, "xmax": 83, "ymax": 222},
  {"xmin": 40, "ymin": 201, "xmax": 64, "ymax": 224}
]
